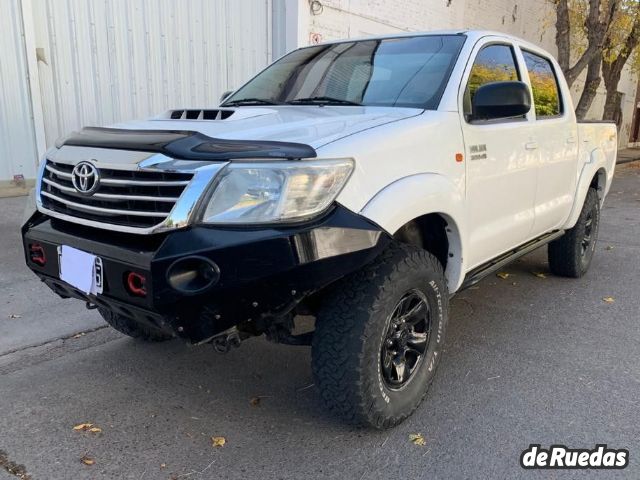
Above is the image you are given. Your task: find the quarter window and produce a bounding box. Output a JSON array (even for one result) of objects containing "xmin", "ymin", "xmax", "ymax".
[
  {"xmin": 522, "ymin": 51, "xmax": 562, "ymax": 118},
  {"xmin": 464, "ymin": 44, "xmax": 520, "ymax": 119}
]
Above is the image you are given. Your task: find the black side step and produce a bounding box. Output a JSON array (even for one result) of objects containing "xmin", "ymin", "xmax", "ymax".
[{"xmin": 460, "ymin": 230, "xmax": 564, "ymax": 290}]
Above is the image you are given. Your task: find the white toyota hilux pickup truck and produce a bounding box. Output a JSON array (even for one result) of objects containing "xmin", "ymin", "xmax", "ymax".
[{"xmin": 22, "ymin": 31, "xmax": 617, "ymax": 429}]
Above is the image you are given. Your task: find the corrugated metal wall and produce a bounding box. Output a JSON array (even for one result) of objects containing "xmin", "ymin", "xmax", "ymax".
[
  {"xmin": 0, "ymin": 0, "xmax": 273, "ymax": 183},
  {"xmin": 32, "ymin": 0, "xmax": 272, "ymax": 147},
  {"xmin": 0, "ymin": 0, "xmax": 39, "ymax": 182}
]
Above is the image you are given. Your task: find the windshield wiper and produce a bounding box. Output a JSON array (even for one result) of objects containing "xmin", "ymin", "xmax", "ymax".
[
  {"xmin": 287, "ymin": 96, "xmax": 362, "ymax": 106},
  {"xmin": 223, "ymin": 98, "xmax": 278, "ymax": 106}
]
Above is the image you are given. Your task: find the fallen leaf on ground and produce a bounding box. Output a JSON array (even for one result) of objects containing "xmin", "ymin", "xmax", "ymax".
[
  {"xmin": 160, "ymin": 463, "xmax": 167, "ymax": 469},
  {"xmin": 80, "ymin": 455, "xmax": 95, "ymax": 466},
  {"xmin": 409, "ymin": 433, "xmax": 426, "ymax": 446},
  {"xmin": 72, "ymin": 332, "xmax": 86, "ymax": 339},
  {"xmin": 532, "ymin": 272, "xmax": 547, "ymax": 279},
  {"xmin": 88, "ymin": 427, "xmax": 102, "ymax": 433},
  {"xmin": 211, "ymin": 436, "xmax": 226, "ymax": 447},
  {"xmin": 605, "ymin": 245, "xmax": 614, "ymax": 251},
  {"xmin": 73, "ymin": 423, "xmax": 93, "ymax": 431},
  {"xmin": 496, "ymin": 272, "xmax": 510, "ymax": 279},
  {"xmin": 249, "ymin": 396, "xmax": 261, "ymax": 406},
  {"xmin": 603, "ymin": 296, "xmax": 615, "ymax": 303},
  {"xmin": 7, "ymin": 314, "xmax": 21, "ymax": 319}
]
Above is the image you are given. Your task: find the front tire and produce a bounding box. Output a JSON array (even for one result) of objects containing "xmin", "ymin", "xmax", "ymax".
[
  {"xmin": 312, "ymin": 243, "xmax": 449, "ymax": 429},
  {"xmin": 548, "ymin": 187, "xmax": 600, "ymax": 278}
]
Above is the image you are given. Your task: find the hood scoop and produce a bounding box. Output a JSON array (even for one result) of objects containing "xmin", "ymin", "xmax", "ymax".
[{"xmin": 167, "ymin": 109, "xmax": 235, "ymax": 121}]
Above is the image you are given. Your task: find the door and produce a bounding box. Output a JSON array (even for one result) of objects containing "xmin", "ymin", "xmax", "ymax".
[
  {"xmin": 460, "ymin": 41, "xmax": 539, "ymax": 269},
  {"xmin": 520, "ymin": 48, "xmax": 578, "ymax": 235}
]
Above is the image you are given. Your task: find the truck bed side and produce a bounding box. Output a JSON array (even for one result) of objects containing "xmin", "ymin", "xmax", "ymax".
[{"xmin": 563, "ymin": 121, "xmax": 617, "ymax": 230}]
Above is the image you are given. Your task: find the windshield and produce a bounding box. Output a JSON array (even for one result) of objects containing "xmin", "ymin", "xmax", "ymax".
[{"xmin": 223, "ymin": 35, "xmax": 466, "ymax": 109}]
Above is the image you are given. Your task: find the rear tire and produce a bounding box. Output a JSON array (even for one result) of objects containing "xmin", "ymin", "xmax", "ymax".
[
  {"xmin": 548, "ymin": 187, "xmax": 600, "ymax": 278},
  {"xmin": 311, "ymin": 243, "xmax": 449, "ymax": 429},
  {"xmin": 98, "ymin": 308, "xmax": 173, "ymax": 342}
]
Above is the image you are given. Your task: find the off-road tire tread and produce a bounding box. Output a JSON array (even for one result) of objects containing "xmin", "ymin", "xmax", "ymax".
[
  {"xmin": 312, "ymin": 242, "xmax": 448, "ymax": 429},
  {"xmin": 548, "ymin": 188, "xmax": 599, "ymax": 278}
]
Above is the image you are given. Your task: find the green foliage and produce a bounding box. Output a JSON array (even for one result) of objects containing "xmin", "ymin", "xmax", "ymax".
[
  {"xmin": 467, "ymin": 64, "xmax": 518, "ymax": 98},
  {"xmin": 603, "ymin": 0, "xmax": 640, "ymax": 72},
  {"xmin": 563, "ymin": 0, "xmax": 640, "ymax": 71},
  {"xmin": 528, "ymin": 71, "xmax": 561, "ymax": 116}
]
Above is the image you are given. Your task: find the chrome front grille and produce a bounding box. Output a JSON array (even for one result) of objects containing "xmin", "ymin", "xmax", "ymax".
[{"xmin": 40, "ymin": 160, "xmax": 194, "ymax": 229}]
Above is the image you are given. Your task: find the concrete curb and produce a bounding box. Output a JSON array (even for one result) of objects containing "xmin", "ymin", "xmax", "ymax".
[{"xmin": 616, "ymin": 149, "xmax": 640, "ymax": 165}]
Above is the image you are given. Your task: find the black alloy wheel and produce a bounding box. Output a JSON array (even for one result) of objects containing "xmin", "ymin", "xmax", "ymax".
[{"xmin": 380, "ymin": 289, "xmax": 431, "ymax": 390}]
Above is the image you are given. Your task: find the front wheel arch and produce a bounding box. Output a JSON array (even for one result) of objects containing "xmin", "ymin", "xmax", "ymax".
[
  {"xmin": 392, "ymin": 212, "xmax": 463, "ymax": 292},
  {"xmin": 359, "ymin": 173, "xmax": 467, "ymax": 292}
]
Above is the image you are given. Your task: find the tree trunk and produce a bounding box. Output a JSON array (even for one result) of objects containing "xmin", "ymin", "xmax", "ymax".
[
  {"xmin": 602, "ymin": 90, "xmax": 623, "ymax": 124},
  {"xmin": 556, "ymin": 0, "xmax": 619, "ymax": 88},
  {"xmin": 575, "ymin": 56, "xmax": 602, "ymax": 120},
  {"xmin": 600, "ymin": 18, "xmax": 640, "ymax": 124},
  {"xmin": 555, "ymin": 0, "xmax": 571, "ymax": 72}
]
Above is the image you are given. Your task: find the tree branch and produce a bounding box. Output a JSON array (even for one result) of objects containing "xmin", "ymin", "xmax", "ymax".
[
  {"xmin": 561, "ymin": 0, "xmax": 620, "ymax": 87},
  {"xmin": 601, "ymin": 14, "xmax": 640, "ymax": 121},
  {"xmin": 602, "ymin": 16, "xmax": 640, "ymax": 89}
]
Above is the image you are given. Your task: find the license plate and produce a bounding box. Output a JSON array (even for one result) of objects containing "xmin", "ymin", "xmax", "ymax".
[{"xmin": 57, "ymin": 245, "xmax": 104, "ymax": 295}]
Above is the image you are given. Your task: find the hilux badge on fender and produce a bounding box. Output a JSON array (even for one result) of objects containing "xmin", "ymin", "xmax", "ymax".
[{"xmin": 71, "ymin": 161, "xmax": 100, "ymax": 195}]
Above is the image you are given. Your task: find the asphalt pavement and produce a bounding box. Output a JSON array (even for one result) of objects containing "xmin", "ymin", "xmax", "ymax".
[{"xmin": 1, "ymin": 163, "xmax": 639, "ymax": 479}]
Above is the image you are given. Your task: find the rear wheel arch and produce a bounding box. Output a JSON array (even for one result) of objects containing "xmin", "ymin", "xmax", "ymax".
[
  {"xmin": 563, "ymin": 153, "xmax": 610, "ymax": 230},
  {"xmin": 590, "ymin": 167, "xmax": 607, "ymax": 202}
]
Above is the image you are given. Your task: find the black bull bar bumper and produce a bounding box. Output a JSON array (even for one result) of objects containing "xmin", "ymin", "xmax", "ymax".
[{"xmin": 22, "ymin": 205, "xmax": 390, "ymax": 344}]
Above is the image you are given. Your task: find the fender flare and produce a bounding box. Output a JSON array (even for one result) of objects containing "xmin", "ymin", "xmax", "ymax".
[
  {"xmin": 359, "ymin": 173, "xmax": 467, "ymax": 291},
  {"xmin": 563, "ymin": 147, "xmax": 610, "ymax": 230}
]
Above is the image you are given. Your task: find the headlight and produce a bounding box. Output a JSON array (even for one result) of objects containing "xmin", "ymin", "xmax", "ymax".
[{"xmin": 201, "ymin": 159, "xmax": 354, "ymax": 224}]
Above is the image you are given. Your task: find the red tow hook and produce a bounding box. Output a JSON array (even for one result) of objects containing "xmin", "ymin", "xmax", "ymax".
[
  {"xmin": 125, "ymin": 271, "xmax": 147, "ymax": 297},
  {"xmin": 29, "ymin": 243, "xmax": 47, "ymax": 266}
]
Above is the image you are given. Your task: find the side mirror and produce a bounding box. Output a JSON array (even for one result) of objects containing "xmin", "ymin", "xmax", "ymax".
[
  {"xmin": 471, "ymin": 81, "xmax": 531, "ymax": 121},
  {"xmin": 220, "ymin": 90, "xmax": 234, "ymax": 103}
]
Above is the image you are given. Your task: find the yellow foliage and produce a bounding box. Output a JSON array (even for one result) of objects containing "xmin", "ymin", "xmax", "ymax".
[{"xmin": 566, "ymin": 0, "xmax": 640, "ymax": 71}]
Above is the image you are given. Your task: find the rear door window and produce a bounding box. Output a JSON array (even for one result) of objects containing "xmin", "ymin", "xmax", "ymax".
[{"xmin": 522, "ymin": 50, "xmax": 562, "ymax": 118}]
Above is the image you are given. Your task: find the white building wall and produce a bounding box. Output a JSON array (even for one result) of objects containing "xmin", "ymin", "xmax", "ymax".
[
  {"xmin": 303, "ymin": 0, "xmax": 637, "ymax": 147},
  {"xmin": 0, "ymin": 0, "xmax": 40, "ymax": 186}
]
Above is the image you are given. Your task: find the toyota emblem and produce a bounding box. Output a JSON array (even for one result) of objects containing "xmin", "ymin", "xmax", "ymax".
[{"xmin": 71, "ymin": 161, "xmax": 100, "ymax": 195}]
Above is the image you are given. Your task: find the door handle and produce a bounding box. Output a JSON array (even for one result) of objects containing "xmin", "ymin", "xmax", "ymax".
[{"xmin": 525, "ymin": 141, "xmax": 539, "ymax": 150}]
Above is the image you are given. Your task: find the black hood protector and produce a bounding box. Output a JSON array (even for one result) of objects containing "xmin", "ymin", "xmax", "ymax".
[{"xmin": 57, "ymin": 127, "xmax": 317, "ymax": 160}]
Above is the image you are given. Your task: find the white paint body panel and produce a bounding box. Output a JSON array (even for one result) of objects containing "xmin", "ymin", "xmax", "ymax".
[
  {"xmin": 115, "ymin": 106, "xmax": 422, "ymax": 149},
  {"xmin": 39, "ymin": 31, "xmax": 618, "ymax": 292}
]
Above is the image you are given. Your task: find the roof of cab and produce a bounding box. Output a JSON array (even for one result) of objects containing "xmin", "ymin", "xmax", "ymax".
[
  {"xmin": 314, "ymin": 30, "xmax": 533, "ymax": 47},
  {"xmin": 312, "ymin": 30, "xmax": 553, "ymax": 59}
]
